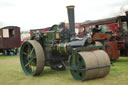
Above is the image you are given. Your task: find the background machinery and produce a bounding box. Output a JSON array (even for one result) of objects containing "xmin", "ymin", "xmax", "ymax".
[
  {"xmin": 79, "ymin": 11, "xmax": 128, "ymax": 60},
  {"xmin": 20, "ymin": 6, "xmax": 111, "ymax": 81}
]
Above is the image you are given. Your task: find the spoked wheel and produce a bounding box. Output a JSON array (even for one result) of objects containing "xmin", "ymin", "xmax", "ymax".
[
  {"xmin": 70, "ymin": 50, "xmax": 110, "ymax": 81},
  {"xmin": 20, "ymin": 40, "xmax": 45, "ymax": 76}
]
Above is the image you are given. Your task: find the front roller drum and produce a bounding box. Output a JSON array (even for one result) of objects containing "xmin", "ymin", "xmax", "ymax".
[
  {"xmin": 20, "ymin": 40, "xmax": 45, "ymax": 76},
  {"xmin": 70, "ymin": 50, "xmax": 110, "ymax": 80}
]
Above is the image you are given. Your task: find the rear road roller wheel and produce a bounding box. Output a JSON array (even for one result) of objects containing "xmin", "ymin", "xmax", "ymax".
[
  {"xmin": 70, "ymin": 50, "xmax": 110, "ymax": 81},
  {"xmin": 20, "ymin": 40, "xmax": 45, "ymax": 76}
]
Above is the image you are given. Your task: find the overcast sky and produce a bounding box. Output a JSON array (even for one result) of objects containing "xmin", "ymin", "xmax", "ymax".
[{"xmin": 0, "ymin": 0, "xmax": 128, "ymax": 31}]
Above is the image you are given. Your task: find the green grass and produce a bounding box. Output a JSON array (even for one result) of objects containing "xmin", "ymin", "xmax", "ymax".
[{"xmin": 0, "ymin": 56, "xmax": 128, "ymax": 85}]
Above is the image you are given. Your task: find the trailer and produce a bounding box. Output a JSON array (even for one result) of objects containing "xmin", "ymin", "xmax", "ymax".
[{"xmin": 0, "ymin": 26, "xmax": 21, "ymax": 55}]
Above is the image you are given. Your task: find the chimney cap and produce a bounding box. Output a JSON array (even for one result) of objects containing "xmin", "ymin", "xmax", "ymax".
[{"xmin": 66, "ymin": 5, "xmax": 75, "ymax": 9}]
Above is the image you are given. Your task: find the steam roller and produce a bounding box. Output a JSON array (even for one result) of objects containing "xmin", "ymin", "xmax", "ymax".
[{"xmin": 20, "ymin": 5, "xmax": 111, "ymax": 81}]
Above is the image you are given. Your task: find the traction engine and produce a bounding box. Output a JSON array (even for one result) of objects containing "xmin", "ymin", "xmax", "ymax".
[{"xmin": 20, "ymin": 6, "xmax": 111, "ymax": 81}]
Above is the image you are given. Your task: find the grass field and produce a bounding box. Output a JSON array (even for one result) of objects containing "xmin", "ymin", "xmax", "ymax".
[{"xmin": 0, "ymin": 56, "xmax": 128, "ymax": 85}]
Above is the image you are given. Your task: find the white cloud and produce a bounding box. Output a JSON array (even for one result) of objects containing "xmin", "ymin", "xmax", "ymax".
[{"xmin": 0, "ymin": 0, "xmax": 127, "ymax": 31}]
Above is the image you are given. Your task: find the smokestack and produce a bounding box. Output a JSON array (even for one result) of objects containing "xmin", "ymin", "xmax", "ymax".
[
  {"xmin": 125, "ymin": 11, "xmax": 128, "ymax": 30},
  {"xmin": 66, "ymin": 5, "xmax": 75, "ymax": 40}
]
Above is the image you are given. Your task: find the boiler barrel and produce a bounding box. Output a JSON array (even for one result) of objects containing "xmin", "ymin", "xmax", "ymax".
[{"xmin": 70, "ymin": 50, "xmax": 110, "ymax": 80}]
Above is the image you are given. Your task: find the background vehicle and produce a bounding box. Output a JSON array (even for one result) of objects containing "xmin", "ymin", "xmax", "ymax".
[{"xmin": 79, "ymin": 11, "xmax": 128, "ymax": 60}]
